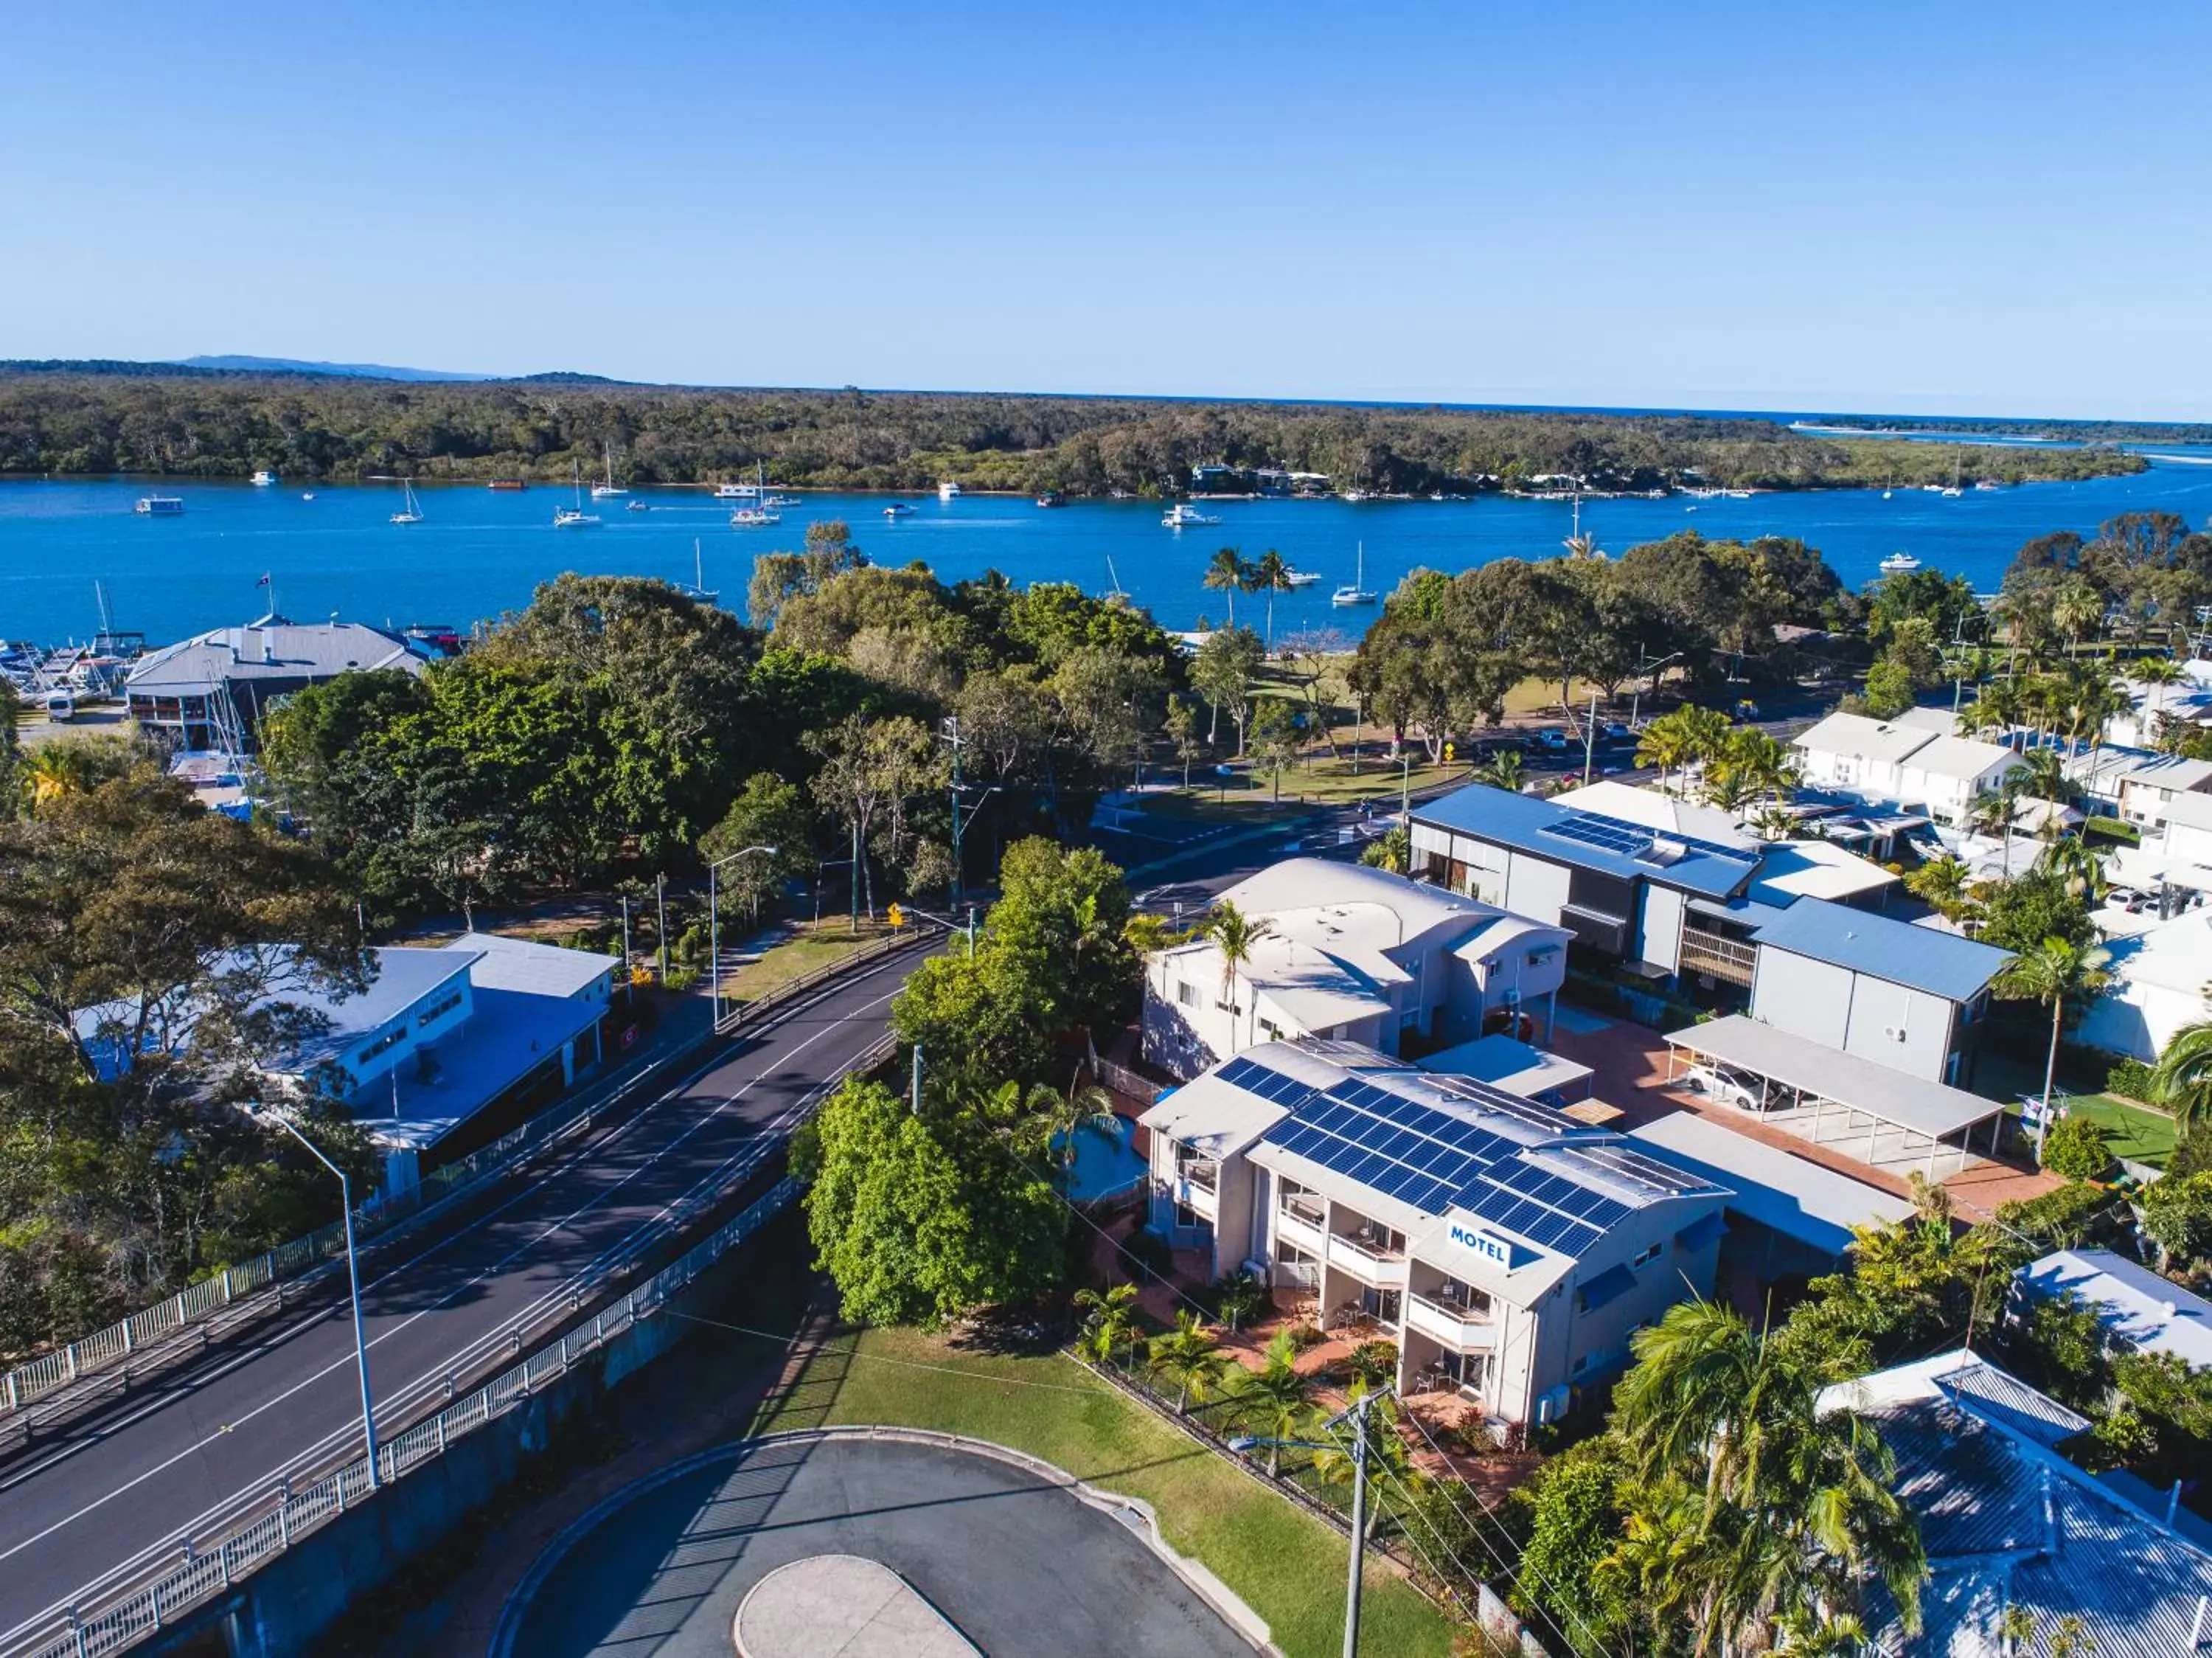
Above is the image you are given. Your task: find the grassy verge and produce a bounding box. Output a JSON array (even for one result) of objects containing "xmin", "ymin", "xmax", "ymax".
[
  {"xmin": 718, "ymin": 916, "xmax": 898, "ymax": 1002},
  {"xmin": 756, "ymin": 1326, "xmax": 1455, "ymax": 1658}
]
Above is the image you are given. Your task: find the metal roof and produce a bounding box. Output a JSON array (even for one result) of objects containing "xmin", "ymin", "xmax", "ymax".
[
  {"xmin": 1791, "ymin": 710, "xmax": 1941, "ymax": 767},
  {"xmin": 1415, "ymin": 783, "xmax": 1759, "ymax": 900},
  {"xmin": 2017, "ymin": 1248, "xmax": 2212, "ymax": 1370},
  {"xmin": 128, "ymin": 615, "xmax": 427, "ymax": 693},
  {"xmin": 1630, "ymin": 1110, "xmax": 1913, "ymax": 1253},
  {"xmin": 440, "ymin": 932, "xmax": 613, "ymax": 999},
  {"xmin": 1749, "ymin": 896, "xmax": 2011, "ymax": 1001},
  {"xmin": 1665, "ymin": 1014, "xmax": 2008, "ymax": 1140}
]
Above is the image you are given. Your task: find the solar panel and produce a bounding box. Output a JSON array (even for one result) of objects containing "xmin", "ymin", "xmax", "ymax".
[
  {"xmin": 1561, "ymin": 1221, "xmax": 1603, "ymax": 1255},
  {"xmin": 1522, "ymin": 1210, "xmax": 1574, "ymax": 1249},
  {"xmin": 1289, "ymin": 1036, "xmax": 1402, "ymax": 1070},
  {"xmin": 1541, "ymin": 815, "xmax": 1652, "ymax": 856}
]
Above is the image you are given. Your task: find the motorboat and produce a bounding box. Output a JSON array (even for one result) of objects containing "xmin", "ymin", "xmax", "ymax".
[
  {"xmin": 715, "ymin": 482, "xmax": 760, "ymax": 499},
  {"xmin": 1282, "ymin": 569, "xmax": 1322, "ymax": 588},
  {"xmin": 765, "ymin": 494, "xmax": 801, "ymax": 508},
  {"xmin": 1162, "ymin": 502, "xmax": 1220, "ymax": 528},
  {"xmin": 391, "ymin": 479, "xmax": 426, "ymax": 525},
  {"xmin": 938, "ymin": 481, "xmax": 962, "ymax": 502},
  {"xmin": 1879, "ymin": 551, "xmax": 1923, "ymax": 574},
  {"xmin": 883, "ymin": 503, "xmax": 914, "ymax": 518},
  {"xmin": 627, "ymin": 499, "xmax": 651, "ymax": 512},
  {"xmin": 251, "ymin": 469, "xmax": 279, "ymax": 487},
  {"xmin": 1332, "ymin": 541, "xmax": 1377, "ymax": 607},
  {"xmin": 731, "ymin": 506, "xmax": 780, "ymax": 526},
  {"xmin": 489, "ymin": 478, "xmax": 526, "ymax": 491},
  {"xmin": 133, "ymin": 496, "xmax": 184, "ymax": 516},
  {"xmin": 301, "ymin": 491, "xmax": 316, "ymax": 501},
  {"xmin": 590, "ymin": 441, "xmax": 627, "ymax": 498},
  {"xmin": 1340, "ymin": 488, "xmax": 1371, "ymax": 503},
  {"xmin": 1036, "ymin": 489, "xmax": 1067, "ymax": 507}
]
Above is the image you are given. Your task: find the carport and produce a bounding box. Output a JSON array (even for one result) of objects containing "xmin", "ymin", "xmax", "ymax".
[{"xmin": 1663, "ymin": 1014, "xmax": 2008, "ymax": 1179}]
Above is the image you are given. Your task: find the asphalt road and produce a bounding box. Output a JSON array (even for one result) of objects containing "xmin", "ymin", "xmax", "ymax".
[
  {"xmin": 492, "ymin": 1437, "xmax": 1259, "ymax": 1658},
  {"xmin": 0, "ymin": 945, "xmax": 925, "ymax": 1648}
]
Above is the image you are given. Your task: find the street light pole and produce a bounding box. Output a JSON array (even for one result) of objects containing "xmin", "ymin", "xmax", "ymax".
[
  {"xmin": 706, "ymin": 844, "xmax": 780, "ymax": 1030},
  {"xmin": 267, "ymin": 1113, "xmax": 379, "ymax": 1488}
]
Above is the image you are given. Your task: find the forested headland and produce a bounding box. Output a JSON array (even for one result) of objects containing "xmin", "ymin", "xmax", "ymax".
[{"xmin": 0, "ymin": 367, "xmax": 2144, "ymax": 494}]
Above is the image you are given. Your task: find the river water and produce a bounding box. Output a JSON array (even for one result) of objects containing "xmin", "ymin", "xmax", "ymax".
[{"xmin": 6, "ymin": 457, "xmax": 2212, "ymax": 647}]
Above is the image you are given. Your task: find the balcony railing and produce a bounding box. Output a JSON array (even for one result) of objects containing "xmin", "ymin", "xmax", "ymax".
[
  {"xmin": 1281, "ymin": 1193, "xmax": 1327, "ymax": 1227},
  {"xmin": 1176, "ymin": 1159, "xmax": 1218, "ymax": 1193},
  {"xmin": 1680, "ymin": 926, "xmax": 1758, "ymax": 988},
  {"xmin": 1411, "ymin": 1289, "xmax": 1492, "ymax": 1326},
  {"xmin": 1331, "ymin": 1228, "xmax": 1406, "ymax": 1264}
]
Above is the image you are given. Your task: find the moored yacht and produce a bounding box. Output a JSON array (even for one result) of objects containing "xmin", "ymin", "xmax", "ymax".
[
  {"xmin": 1282, "ymin": 568, "xmax": 1322, "ymax": 588},
  {"xmin": 134, "ymin": 495, "xmax": 184, "ymax": 516},
  {"xmin": 1879, "ymin": 550, "xmax": 1923, "ymax": 574},
  {"xmin": 590, "ymin": 441, "xmax": 627, "ymax": 499},
  {"xmin": 883, "ymin": 502, "xmax": 914, "ymax": 518},
  {"xmin": 937, "ymin": 481, "xmax": 962, "ymax": 502},
  {"xmin": 731, "ymin": 505, "xmax": 780, "ymax": 526},
  {"xmin": 391, "ymin": 479, "xmax": 426, "ymax": 525},
  {"xmin": 1331, "ymin": 541, "xmax": 1377, "ymax": 606},
  {"xmin": 554, "ymin": 462, "xmax": 601, "ymax": 527},
  {"xmin": 251, "ymin": 469, "xmax": 279, "ymax": 487}
]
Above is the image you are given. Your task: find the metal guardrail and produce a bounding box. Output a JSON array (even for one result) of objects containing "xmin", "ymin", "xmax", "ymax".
[{"xmin": 1, "ymin": 932, "xmax": 925, "ymax": 1435}]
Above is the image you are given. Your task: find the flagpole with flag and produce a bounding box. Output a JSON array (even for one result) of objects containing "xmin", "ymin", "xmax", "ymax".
[{"xmin": 257, "ymin": 571, "xmax": 274, "ymax": 617}]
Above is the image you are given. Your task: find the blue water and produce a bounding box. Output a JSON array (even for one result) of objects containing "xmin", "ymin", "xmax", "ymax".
[
  {"xmin": 1057, "ymin": 1114, "xmax": 1147, "ymax": 1204},
  {"xmin": 6, "ymin": 462, "xmax": 2212, "ymax": 647}
]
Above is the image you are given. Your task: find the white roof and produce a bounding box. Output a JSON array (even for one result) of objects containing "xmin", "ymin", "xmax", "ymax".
[
  {"xmin": 441, "ymin": 932, "xmax": 614, "ymax": 999},
  {"xmin": 1901, "ymin": 734, "xmax": 2025, "ymax": 783},
  {"xmin": 2089, "ymin": 908, "xmax": 2212, "ymax": 996},
  {"xmin": 1545, "ymin": 781, "xmax": 1753, "ymax": 847},
  {"xmin": 2163, "ymin": 790, "xmax": 2212, "ymax": 833},
  {"xmin": 1892, "ymin": 707, "xmax": 1960, "ymax": 736},
  {"xmin": 1419, "ymin": 1034, "xmax": 1593, "ymax": 1099},
  {"xmin": 1792, "ymin": 711, "xmax": 1940, "ymax": 767},
  {"xmin": 1136, "ymin": 1072, "xmax": 1283, "ymax": 1159},
  {"xmin": 1747, "ymin": 839, "xmax": 1900, "ymax": 906},
  {"xmin": 1454, "ymin": 913, "xmax": 1573, "ymax": 965},
  {"xmin": 1630, "ymin": 1110, "xmax": 1913, "ymax": 1252},
  {"xmin": 1214, "ymin": 857, "xmax": 1497, "ymax": 943},
  {"xmin": 2018, "ymin": 1248, "xmax": 2212, "ymax": 1369},
  {"xmin": 1666, "ymin": 1014, "xmax": 2008, "ymax": 1140}
]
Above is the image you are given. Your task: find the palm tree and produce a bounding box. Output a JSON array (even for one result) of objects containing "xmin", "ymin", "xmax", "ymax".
[
  {"xmin": 2014, "ymin": 744, "xmax": 2076, "ymax": 805},
  {"xmin": 2131, "ymin": 653, "xmax": 2185, "ymax": 731},
  {"xmin": 1203, "ymin": 547, "xmax": 1251, "ymax": 629},
  {"xmin": 2148, "ymin": 1020, "xmax": 2212, "ymax": 1134},
  {"xmin": 1903, "ymin": 854, "xmax": 1975, "ymax": 923},
  {"xmin": 1637, "ymin": 705, "xmax": 1730, "ymax": 797},
  {"xmin": 1039, "ymin": 1079, "xmax": 1121, "ymax": 1190},
  {"xmin": 21, "ymin": 744, "xmax": 88, "ymax": 814},
  {"xmin": 1993, "ymin": 936, "xmax": 2112, "ymax": 1163},
  {"xmin": 1478, "ymin": 749, "xmax": 1524, "ymax": 794},
  {"xmin": 1608, "ymin": 1299, "xmax": 1926, "ymax": 1649},
  {"xmin": 1251, "ymin": 549, "xmax": 1290, "ymax": 651},
  {"xmin": 2052, "ymin": 577, "xmax": 2104, "ymax": 654},
  {"xmin": 1145, "ymin": 1308, "xmax": 1230, "ymax": 1414},
  {"xmin": 2035, "ymin": 833, "xmax": 2107, "ymax": 903},
  {"xmin": 1073, "ymin": 1283, "xmax": 1141, "ymax": 1368},
  {"xmin": 1227, "ymin": 1330, "xmax": 1314, "ymax": 1475},
  {"xmin": 1203, "ymin": 901, "xmax": 1273, "ymax": 1052}
]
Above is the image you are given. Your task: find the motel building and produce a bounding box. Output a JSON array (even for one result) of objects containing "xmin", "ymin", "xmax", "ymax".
[{"xmin": 1138, "ymin": 1038, "xmax": 1730, "ymax": 1430}]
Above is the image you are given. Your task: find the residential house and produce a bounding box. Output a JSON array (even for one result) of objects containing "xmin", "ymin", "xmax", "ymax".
[
  {"xmin": 2076, "ymin": 908, "xmax": 2212, "ymax": 1062},
  {"xmin": 77, "ymin": 934, "xmax": 614, "ymax": 1190},
  {"xmin": 2071, "ymin": 748, "xmax": 2212, "ymax": 830},
  {"xmin": 1138, "ymin": 1038, "xmax": 1730, "ymax": 1427},
  {"xmin": 1790, "ymin": 711, "xmax": 2025, "ymax": 826},
  {"xmin": 1817, "ymin": 1349, "xmax": 2212, "ymax": 1655},
  {"xmin": 125, "ymin": 613, "xmax": 431, "ymax": 753},
  {"xmin": 2011, "ymin": 1248, "xmax": 2212, "ymax": 1371},
  {"xmin": 1141, "ymin": 859, "xmax": 1571, "ymax": 1081}
]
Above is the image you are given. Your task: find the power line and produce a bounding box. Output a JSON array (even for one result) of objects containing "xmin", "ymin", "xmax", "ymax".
[{"xmin": 666, "ymin": 1311, "xmax": 1110, "ymax": 1397}]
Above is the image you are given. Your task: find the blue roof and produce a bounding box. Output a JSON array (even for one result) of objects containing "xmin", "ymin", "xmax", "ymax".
[
  {"xmin": 1416, "ymin": 783, "xmax": 1759, "ymax": 900},
  {"xmin": 1750, "ymin": 899, "xmax": 2011, "ymax": 1002}
]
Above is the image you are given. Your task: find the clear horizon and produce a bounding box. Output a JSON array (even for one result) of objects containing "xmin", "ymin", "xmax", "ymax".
[{"xmin": 8, "ymin": 1, "xmax": 2211, "ymax": 422}]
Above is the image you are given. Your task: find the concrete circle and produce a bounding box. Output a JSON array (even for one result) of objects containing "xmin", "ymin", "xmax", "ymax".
[
  {"xmin": 734, "ymin": 1554, "xmax": 977, "ymax": 1657},
  {"xmin": 493, "ymin": 1435, "xmax": 1260, "ymax": 1658}
]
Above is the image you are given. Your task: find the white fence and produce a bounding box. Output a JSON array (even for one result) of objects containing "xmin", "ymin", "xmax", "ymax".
[
  {"xmin": 6, "ymin": 1168, "xmax": 815, "ymax": 1658},
  {"xmin": 1, "ymin": 934, "xmax": 923, "ymax": 1430}
]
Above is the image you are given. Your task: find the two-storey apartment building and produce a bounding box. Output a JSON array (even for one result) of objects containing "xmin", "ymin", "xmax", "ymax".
[{"xmin": 1139, "ymin": 1038, "xmax": 1730, "ymax": 1429}]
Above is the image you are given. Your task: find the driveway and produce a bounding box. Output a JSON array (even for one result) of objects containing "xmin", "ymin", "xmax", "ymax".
[{"xmin": 493, "ymin": 1436, "xmax": 1260, "ymax": 1658}]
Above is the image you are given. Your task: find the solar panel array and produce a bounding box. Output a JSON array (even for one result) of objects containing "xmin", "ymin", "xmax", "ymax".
[
  {"xmin": 1229, "ymin": 1050, "xmax": 1707, "ymax": 1260},
  {"xmin": 1425, "ymin": 1072, "xmax": 1592, "ymax": 1135},
  {"xmin": 1288, "ymin": 1036, "xmax": 1402, "ymax": 1071},
  {"xmin": 1537, "ymin": 808, "xmax": 1759, "ymax": 870}
]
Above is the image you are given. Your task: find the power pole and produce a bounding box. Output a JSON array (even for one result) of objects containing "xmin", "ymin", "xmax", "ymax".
[
  {"xmin": 655, "ymin": 874, "xmax": 668, "ymax": 982},
  {"xmin": 945, "ymin": 715, "xmax": 965, "ymax": 903},
  {"xmin": 1341, "ymin": 1392, "xmax": 1374, "ymax": 1658},
  {"xmin": 850, "ymin": 819, "xmax": 861, "ymax": 934},
  {"xmin": 910, "ymin": 1044, "xmax": 923, "ymax": 1115}
]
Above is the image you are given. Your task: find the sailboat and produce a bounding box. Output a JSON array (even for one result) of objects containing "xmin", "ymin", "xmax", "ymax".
[
  {"xmin": 1104, "ymin": 554, "xmax": 1129, "ymax": 603},
  {"xmin": 730, "ymin": 460, "xmax": 782, "ymax": 525},
  {"xmin": 1332, "ymin": 541, "xmax": 1377, "ymax": 607},
  {"xmin": 591, "ymin": 441, "xmax": 627, "ymax": 499},
  {"xmin": 1940, "ymin": 454, "xmax": 1964, "ymax": 499},
  {"xmin": 390, "ymin": 479, "xmax": 425, "ymax": 525},
  {"xmin": 553, "ymin": 462, "xmax": 601, "ymax": 527},
  {"xmin": 678, "ymin": 539, "xmax": 719, "ymax": 604}
]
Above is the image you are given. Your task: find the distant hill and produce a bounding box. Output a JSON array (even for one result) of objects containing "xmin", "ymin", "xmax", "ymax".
[{"xmin": 180, "ymin": 355, "xmax": 501, "ymax": 382}]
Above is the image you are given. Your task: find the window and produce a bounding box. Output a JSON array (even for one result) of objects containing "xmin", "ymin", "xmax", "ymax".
[
  {"xmin": 417, "ymin": 989, "xmax": 464, "ymax": 1028},
  {"xmin": 1631, "ymin": 1242, "xmax": 1660, "ymax": 1269},
  {"xmin": 357, "ymin": 1024, "xmax": 407, "ymax": 1065},
  {"xmin": 1257, "ymin": 1019, "xmax": 1284, "ymax": 1041},
  {"xmin": 1175, "ymin": 979, "xmax": 1200, "ymax": 1010},
  {"xmin": 1571, "ymin": 1351, "xmax": 1590, "ymax": 1376}
]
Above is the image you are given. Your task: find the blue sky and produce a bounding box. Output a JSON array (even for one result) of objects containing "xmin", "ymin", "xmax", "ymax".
[{"xmin": 6, "ymin": 2, "xmax": 2210, "ymax": 419}]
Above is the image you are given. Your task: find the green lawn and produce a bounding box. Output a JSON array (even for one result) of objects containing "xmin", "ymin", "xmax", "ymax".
[
  {"xmin": 755, "ymin": 1328, "xmax": 1455, "ymax": 1658},
  {"xmin": 2060, "ymin": 1092, "xmax": 2178, "ymax": 1167},
  {"xmin": 717, "ymin": 918, "xmax": 899, "ymax": 1002}
]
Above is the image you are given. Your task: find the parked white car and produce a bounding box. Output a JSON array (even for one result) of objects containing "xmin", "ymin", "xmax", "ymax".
[{"xmin": 1681, "ymin": 1063, "xmax": 1761, "ymax": 1111}]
